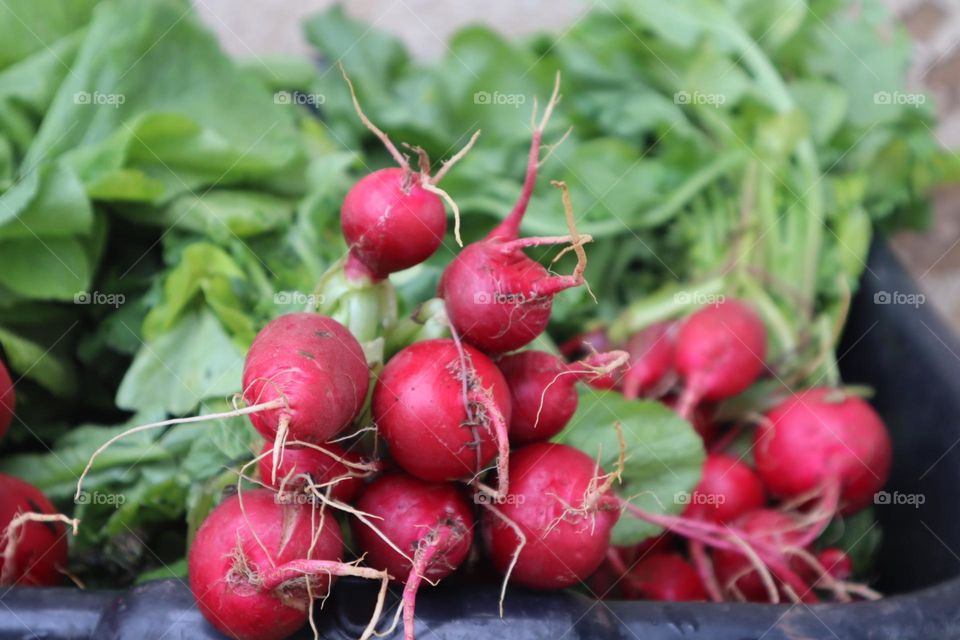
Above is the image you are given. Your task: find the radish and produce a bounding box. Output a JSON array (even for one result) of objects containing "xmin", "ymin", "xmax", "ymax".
[
  {"xmin": 621, "ymin": 321, "xmax": 675, "ymax": 399},
  {"xmin": 353, "ymin": 474, "xmax": 474, "ymax": 640},
  {"xmin": 497, "ymin": 349, "xmax": 628, "ymax": 444},
  {"xmin": 674, "ymin": 299, "xmax": 767, "ymax": 418},
  {"xmin": 754, "ymin": 388, "xmax": 892, "ymax": 515},
  {"xmin": 372, "ymin": 339, "xmax": 511, "ymax": 490},
  {"xmin": 339, "ymin": 65, "xmax": 478, "ymax": 280},
  {"xmin": 559, "ymin": 328, "xmax": 612, "ymax": 360},
  {"xmin": 439, "ymin": 76, "xmax": 592, "ymax": 353},
  {"xmin": 189, "ymin": 489, "xmax": 388, "ymax": 640},
  {"xmin": 258, "ymin": 441, "xmax": 374, "ymax": 503},
  {"xmin": 243, "ymin": 313, "xmax": 369, "ymax": 462},
  {"xmin": 0, "ymin": 359, "xmax": 12, "ymax": 442},
  {"xmin": 684, "ymin": 453, "xmax": 765, "ymax": 524},
  {"xmin": 662, "ymin": 394, "xmax": 720, "ymax": 445},
  {"xmin": 482, "ymin": 442, "xmax": 619, "ymax": 590},
  {"xmin": 1, "ymin": 474, "xmax": 75, "ymax": 587},
  {"xmin": 814, "ymin": 548, "xmax": 853, "ymax": 582},
  {"xmin": 621, "ymin": 553, "xmax": 708, "ymax": 601}
]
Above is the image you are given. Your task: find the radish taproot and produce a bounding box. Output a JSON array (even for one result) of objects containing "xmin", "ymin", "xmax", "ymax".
[
  {"xmin": 189, "ymin": 489, "xmax": 388, "ymax": 640},
  {"xmin": 0, "ymin": 359, "xmax": 12, "ymax": 441},
  {"xmin": 497, "ymin": 349, "xmax": 628, "ymax": 444},
  {"xmin": 258, "ymin": 441, "xmax": 374, "ymax": 502},
  {"xmin": 754, "ymin": 388, "xmax": 892, "ymax": 515},
  {"xmin": 1, "ymin": 474, "xmax": 76, "ymax": 587},
  {"xmin": 439, "ymin": 76, "xmax": 592, "ymax": 353},
  {"xmin": 353, "ymin": 474, "xmax": 474, "ymax": 640},
  {"xmin": 482, "ymin": 442, "xmax": 619, "ymax": 589},
  {"xmin": 372, "ymin": 339, "xmax": 511, "ymax": 489},
  {"xmin": 674, "ymin": 300, "xmax": 767, "ymax": 418}
]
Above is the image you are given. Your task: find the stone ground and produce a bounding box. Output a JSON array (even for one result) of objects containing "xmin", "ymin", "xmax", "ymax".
[{"xmin": 196, "ymin": 0, "xmax": 960, "ymax": 328}]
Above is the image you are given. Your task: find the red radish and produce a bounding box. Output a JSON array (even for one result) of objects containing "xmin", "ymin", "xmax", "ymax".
[
  {"xmin": 674, "ymin": 300, "xmax": 767, "ymax": 418},
  {"xmin": 662, "ymin": 394, "xmax": 720, "ymax": 445},
  {"xmin": 439, "ymin": 78, "xmax": 590, "ymax": 353},
  {"xmin": 482, "ymin": 442, "xmax": 619, "ymax": 589},
  {"xmin": 622, "ymin": 553, "xmax": 708, "ymax": 601},
  {"xmin": 711, "ymin": 509, "xmax": 813, "ymax": 603},
  {"xmin": 754, "ymin": 388, "xmax": 892, "ymax": 514},
  {"xmin": 497, "ymin": 350, "xmax": 627, "ymax": 444},
  {"xmin": 243, "ymin": 313, "xmax": 369, "ymax": 451},
  {"xmin": 0, "ymin": 474, "xmax": 71, "ymax": 586},
  {"xmin": 189, "ymin": 489, "xmax": 387, "ymax": 640},
  {"xmin": 815, "ymin": 548, "xmax": 853, "ymax": 582},
  {"xmin": 338, "ymin": 65, "xmax": 478, "ymax": 280},
  {"xmin": 353, "ymin": 474, "xmax": 474, "ymax": 640},
  {"xmin": 0, "ymin": 359, "xmax": 12, "ymax": 441},
  {"xmin": 559, "ymin": 328, "xmax": 612, "ymax": 359},
  {"xmin": 372, "ymin": 339, "xmax": 511, "ymax": 487},
  {"xmin": 684, "ymin": 453, "xmax": 765, "ymax": 524},
  {"xmin": 258, "ymin": 441, "xmax": 371, "ymax": 502},
  {"xmin": 341, "ymin": 168, "xmax": 447, "ymax": 280},
  {"xmin": 621, "ymin": 322, "xmax": 675, "ymax": 399}
]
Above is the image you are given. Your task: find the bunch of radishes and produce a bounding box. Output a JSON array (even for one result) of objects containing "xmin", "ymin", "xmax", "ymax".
[{"xmin": 572, "ymin": 300, "xmax": 893, "ymax": 604}]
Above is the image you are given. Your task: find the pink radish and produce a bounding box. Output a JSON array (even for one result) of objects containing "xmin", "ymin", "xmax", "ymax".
[
  {"xmin": 754, "ymin": 388, "xmax": 892, "ymax": 515},
  {"xmin": 0, "ymin": 474, "xmax": 74, "ymax": 586},
  {"xmin": 372, "ymin": 339, "xmax": 511, "ymax": 488},
  {"xmin": 258, "ymin": 441, "xmax": 373, "ymax": 502},
  {"xmin": 339, "ymin": 65, "xmax": 478, "ymax": 280},
  {"xmin": 482, "ymin": 442, "xmax": 619, "ymax": 589},
  {"xmin": 0, "ymin": 359, "xmax": 12, "ymax": 442},
  {"xmin": 497, "ymin": 349, "xmax": 627, "ymax": 444},
  {"xmin": 353, "ymin": 474, "xmax": 474, "ymax": 640},
  {"xmin": 189, "ymin": 489, "xmax": 388, "ymax": 640},
  {"xmin": 439, "ymin": 77, "xmax": 591, "ymax": 353},
  {"xmin": 621, "ymin": 321, "xmax": 675, "ymax": 399},
  {"xmin": 674, "ymin": 300, "xmax": 767, "ymax": 418},
  {"xmin": 621, "ymin": 553, "xmax": 708, "ymax": 601},
  {"xmin": 684, "ymin": 453, "xmax": 766, "ymax": 524},
  {"xmin": 243, "ymin": 313, "xmax": 369, "ymax": 451}
]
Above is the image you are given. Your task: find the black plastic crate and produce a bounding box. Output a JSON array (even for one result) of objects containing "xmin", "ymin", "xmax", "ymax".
[{"xmin": 3, "ymin": 239, "xmax": 960, "ymax": 640}]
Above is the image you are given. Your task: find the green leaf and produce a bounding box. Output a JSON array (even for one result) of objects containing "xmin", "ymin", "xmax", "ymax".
[
  {"xmin": 558, "ymin": 393, "xmax": 705, "ymax": 545},
  {"xmin": 0, "ymin": 325, "xmax": 78, "ymax": 395},
  {"xmin": 116, "ymin": 310, "xmax": 245, "ymax": 414}
]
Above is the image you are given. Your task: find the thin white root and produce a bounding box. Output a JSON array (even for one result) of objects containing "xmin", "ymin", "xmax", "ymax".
[
  {"xmin": 1, "ymin": 513, "xmax": 79, "ymax": 584},
  {"xmin": 271, "ymin": 413, "xmax": 291, "ymax": 486},
  {"xmin": 479, "ymin": 500, "xmax": 526, "ymax": 618},
  {"xmin": 727, "ymin": 533, "xmax": 779, "ymax": 603},
  {"xmin": 551, "ymin": 180, "xmax": 595, "ymax": 302},
  {"xmin": 431, "ymin": 129, "xmax": 481, "ymax": 185},
  {"xmin": 338, "ymin": 62, "xmax": 409, "ymax": 170},
  {"xmin": 421, "ymin": 182, "xmax": 464, "ymax": 247},
  {"xmin": 75, "ymin": 398, "xmax": 285, "ymax": 502},
  {"xmin": 307, "ymin": 487, "xmax": 413, "ymax": 564}
]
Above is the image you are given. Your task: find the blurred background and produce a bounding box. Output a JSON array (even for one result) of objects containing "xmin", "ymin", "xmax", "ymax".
[{"xmin": 198, "ymin": 0, "xmax": 960, "ymax": 326}]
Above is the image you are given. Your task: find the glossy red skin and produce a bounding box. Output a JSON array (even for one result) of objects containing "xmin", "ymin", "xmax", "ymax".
[
  {"xmin": 684, "ymin": 453, "xmax": 766, "ymax": 524},
  {"xmin": 482, "ymin": 443, "xmax": 620, "ymax": 590},
  {"xmin": 353, "ymin": 474, "xmax": 473, "ymax": 582},
  {"xmin": 258, "ymin": 442, "xmax": 366, "ymax": 502},
  {"xmin": 754, "ymin": 388, "xmax": 892, "ymax": 514},
  {"xmin": 0, "ymin": 360, "xmax": 12, "ymax": 441},
  {"xmin": 439, "ymin": 241, "xmax": 556, "ymax": 353},
  {"xmin": 621, "ymin": 322, "xmax": 675, "ymax": 399},
  {"xmin": 242, "ymin": 313, "xmax": 369, "ymax": 445},
  {"xmin": 0, "ymin": 475, "xmax": 67, "ymax": 587},
  {"xmin": 622, "ymin": 553, "xmax": 708, "ymax": 601},
  {"xmin": 372, "ymin": 339, "xmax": 511, "ymax": 481},
  {"xmin": 712, "ymin": 509, "xmax": 810, "ymax": 602},
  {"xmin": 341, "ymin": 168, "xmax": 446, "ymax": 279},
  {"xmin": 189, "ymin": 490, "xmax": 343, "ymax": 640},
  {"xmin": 498, "ymin": 351, "xmax": 578, "ymax": 444},
  {"xmin": 817, "ymin": 548, "xmax": 853, "ymax": 581},
  {"xmin": 675, "ymin": 300, "xmax": 767, "ymax": 402}
]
